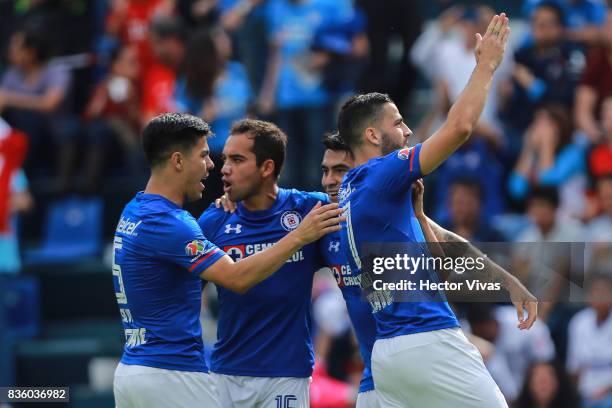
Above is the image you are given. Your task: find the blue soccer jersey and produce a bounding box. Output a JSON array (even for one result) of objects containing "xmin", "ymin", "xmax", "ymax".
[
  {"xmin": 321, "ymin": 231, "xmax": 377, "ymax": 394},
  {"xmin": 338, "ymin": 145, "xmax": 459, "ymax": 339},
  {"xmin": 112, "ymin": 192, "xmax": 225, "ymax": 372},
  {"xmin": 198, "ymin": 188, "xmax": 328, "ymax": 377}
]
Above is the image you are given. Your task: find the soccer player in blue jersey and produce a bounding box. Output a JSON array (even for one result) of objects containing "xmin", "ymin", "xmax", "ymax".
[
  {"xmin": 197, "ymin": 119, "xmax": 335, "ymax": 408},
  {"xmin": 319, "ymin": 132, "xmax": 379, "ymax": 408},
  {"xmin": 337, "ymin": 14, "xmax": 538, "ymax": 407},
  {"xmin": 111, "ymin": 113, "xmax": 343, "ymax": 408}
]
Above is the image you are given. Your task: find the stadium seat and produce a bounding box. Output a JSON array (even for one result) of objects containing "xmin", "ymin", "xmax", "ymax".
[
  {"xmin": 2, "ymin": 275, "xmax": 40, "ymax": 339},
  {"xmin": 25, "ymin": 196, "xmax": 103, "ymax": 264}
]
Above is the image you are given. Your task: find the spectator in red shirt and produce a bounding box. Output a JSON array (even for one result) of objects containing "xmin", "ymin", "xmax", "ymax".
[
  {"xmin": 106, "ymin": 0, "xmax": 173, "ymax": 79},
  {"xmin": 141, "ymin": 17, "xmax": 187, "ymax": 123},
  {"xmin": 588, "ymin": 96, "xmax": 612, "ymax": 179},
  {"xmin": 574, "ymin": 8, "xmax": 612, "ymax": 143}
]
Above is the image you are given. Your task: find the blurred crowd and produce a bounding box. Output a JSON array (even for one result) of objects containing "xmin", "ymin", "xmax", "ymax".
[{"xmin": 1, "ymin": 0, "xmax": 612, "ymax": 407}]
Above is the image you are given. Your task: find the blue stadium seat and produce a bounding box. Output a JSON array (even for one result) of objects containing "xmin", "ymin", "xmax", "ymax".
[
  {"xmin": 2, "ymin": 275, "xmax": 40, "ymax": 339},
  {"xmin": 25, "ymin": 196, "xmax": 103, "ymax": 264}
]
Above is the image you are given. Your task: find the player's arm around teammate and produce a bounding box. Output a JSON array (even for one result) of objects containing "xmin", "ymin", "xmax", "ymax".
[
  {"xmin": 424, "ymin": 217, "xmax": 538, "ymax": 330},
  {"xmin": 411, "ymin": 179, "xmax": 537, "ymax": 330},
  {"xmin": 201, "ymin": 199, "xmax": 343, "ymax": 293}
]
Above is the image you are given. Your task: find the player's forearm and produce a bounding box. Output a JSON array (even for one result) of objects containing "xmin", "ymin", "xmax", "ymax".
[
  {"xmin": 229, "ymin": 231, "xmax": 304, "ymax": 292},
  {"xmin": 419, "ymin": 65, "xmax": 496, "ymax": 175},
  {"xmin": 417, "ymin": 215, "xmax": 445, "ymax": 258},
  {"xmin": 445, "ymin": 64, "xmax": 495, "ymax": 141},
  {"xmin": 426, "ymin": 217, "xmax": 520, "ymax": 289}
]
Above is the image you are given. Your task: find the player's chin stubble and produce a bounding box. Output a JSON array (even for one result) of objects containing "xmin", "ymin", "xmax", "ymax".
[{"xmin": 380, "ymin": 132, "xmax": 404, "ymax": 156}]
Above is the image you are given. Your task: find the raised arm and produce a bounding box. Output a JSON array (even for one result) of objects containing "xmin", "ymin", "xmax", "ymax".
[
  {"xmin": 426, "ymin": 217, "xmax": 538, "ymax": 330},
  {"xmin": 201, "ymin": 202, "xmax": 343, "ymax": 293},
  {"xmin": 419, "ymin": 13, "xmax": 510, "ymax": 175}
]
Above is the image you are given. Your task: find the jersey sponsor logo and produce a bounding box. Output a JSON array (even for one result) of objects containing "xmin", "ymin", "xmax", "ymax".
[
  {"xmin": 224, "ymin": 224, "xmax": 243, "ymax": 234},
  {"xmin": 223, "ymin": 242, "xmax": 304, "ymax": 263},
  {"xmin": 116, "ymin": 216, "xmax": 142, "ymax": 236},
  {"xmin": 330, "ymin": 264, "xmax": 359, "ymax": 287},
  {"xmin": 185, "ymin": 240, "xmax": 205, "ymax": 257},
  {"xmin": 224, "ymin": 244, "xmax": 246, "ymax": 261},
  {"xmin": 397, "ymin": 147, "xmax": 412, "ymax": 160},
  {"xmin": 280, "ymin": 211, "xmax": 302, "ymax": 231}
]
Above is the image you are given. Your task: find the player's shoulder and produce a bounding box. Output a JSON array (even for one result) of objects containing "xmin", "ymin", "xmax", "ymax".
[
  {"xmin": 282, "ymin": 188, "xmax": 329, "ymax": 209},
  {"xmin": 120, "ymin": 193, "xmax": 202, "ymax": 243},
  {"xmin": 199, "ymin": 202, "xmax": 232, "ymax": 224},
  {"xmin": 197, "ymin": 202, "xmax": 234, "ymax": 237}
]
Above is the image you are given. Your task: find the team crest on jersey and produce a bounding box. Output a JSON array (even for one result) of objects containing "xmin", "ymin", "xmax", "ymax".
[
  {"xmin": 185, "ymin": 240, "xmax": 205, "ymax": 256},
  {"xmin": 223, "ymin": 244, "xmax": 245, "ymax": 261},
  {"xmin": 397, "ymin": 147, "xmax": 412, "ymax": 160},
  {"xmin": 280, "ymin": 211, "xmax": 302, "ymax": 231}
]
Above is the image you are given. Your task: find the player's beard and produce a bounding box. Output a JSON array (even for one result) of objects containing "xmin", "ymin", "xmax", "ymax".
[
  {"xmin": 380, "ymin": 132, "xmax": 405, "ymax": 155},
  {"xmin": 230, "ymin": 179, "xmax": 262, "ymax": 203}
]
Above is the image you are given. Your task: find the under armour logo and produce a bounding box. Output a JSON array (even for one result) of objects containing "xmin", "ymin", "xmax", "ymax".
[
  {"xmin": 224, "ymin": 224, "xmax": 242, "ymax": 234},
  {"xmin": 328, "ymin": 240, "xmax": 340, "ymax": 253}
]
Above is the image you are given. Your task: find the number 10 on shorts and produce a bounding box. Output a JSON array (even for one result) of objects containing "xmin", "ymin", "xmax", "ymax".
[{"xmin": 275, "ymin": 395, "xmax": 297, "ymax": 408}]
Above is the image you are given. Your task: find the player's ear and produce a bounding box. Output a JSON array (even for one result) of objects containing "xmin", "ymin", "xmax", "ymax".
[
  {"xmin": 170, "ymin": 151, "xmax": 183, "ymax": 171},
  {"xmin": 260, "ymin": 158, "xmax": 275, "ymax": 178},
  {"xmin": 364, "ymin": 127, "xmax": 381, "ymax": 147}
]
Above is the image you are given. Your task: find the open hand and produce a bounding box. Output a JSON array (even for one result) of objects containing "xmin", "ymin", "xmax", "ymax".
[
  {"xmin": 293, "ymin": 202, "xmax": 345, "ymax": 245},
  {"xmin": 475, "ymin": 13, "xmax": 510, "ymax": 72}
]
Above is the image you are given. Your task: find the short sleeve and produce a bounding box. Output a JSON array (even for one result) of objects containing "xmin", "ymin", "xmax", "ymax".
[
  {"xmin": 370, "ymin": 144, "xmax": 423, "ymax": 191},
  {"xmin": 197, "ymin": 205, "xmax": 227, "ymax": 240},
  {"xmin": 0, "ymin": 69, "xmax": 15, "ymax": 90},
  {"xmin": 155, "ymin": 216, "xmax": 225, "ymax": 276},
  {"xmin": 45, "ymin": 65, "xmax": 71, "ymax": 94}
]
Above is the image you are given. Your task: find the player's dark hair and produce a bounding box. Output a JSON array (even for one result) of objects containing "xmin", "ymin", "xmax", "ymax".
[
  {"xmin": 142, "ymin": 113, "xmax": 211, "ymax": 168},
  {"xmin": 322, "ymin": 131, "xmax": 353, "ymax": 158},
  {"xmin": 149, "ymin": 16, "xmax": 189, "ymax": 43},
  {"xmin": 13, "ymin": 26, "xmax": 52, "ymax": 63},
  {"xmin": 230, "ymin": 119, "xmax": 287, "ymax": 178},
  {"xmin": 527, "ymin": 185, "xmax": 560, "ymax": 208},
  {"xmin": 533, "ymin": 1, "xmax": 565, "ymax": 26},
  {"xmin": 338, "ymin": 92, "xmax": 393, "ymax": 149}
]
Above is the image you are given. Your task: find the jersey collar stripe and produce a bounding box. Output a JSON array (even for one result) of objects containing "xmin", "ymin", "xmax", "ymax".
[{"xmin": 188, "ymin": 249, "xmax": 219, "ymax": 273}]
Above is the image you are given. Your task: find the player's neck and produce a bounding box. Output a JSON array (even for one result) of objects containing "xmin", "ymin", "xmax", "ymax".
[
  {"xmin": 242, "ymin": 183, "xmax": 279, "ymax": 212},
  {"xmin": 353, "ymin": 146, "xmax": 382, "ymax": 167},
  {"xmin": 144, "ymin": 174, "xmax": 185, "ymax": 208}
]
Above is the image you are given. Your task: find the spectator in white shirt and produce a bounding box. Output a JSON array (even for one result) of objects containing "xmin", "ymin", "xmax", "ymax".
[
  {"xmin": 567, "ymin": 274, "xmax": 612, "ymax": 408},
  {"xmin": 467, "ymin": 305, "xmax": 556, "ymax": 403}
]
